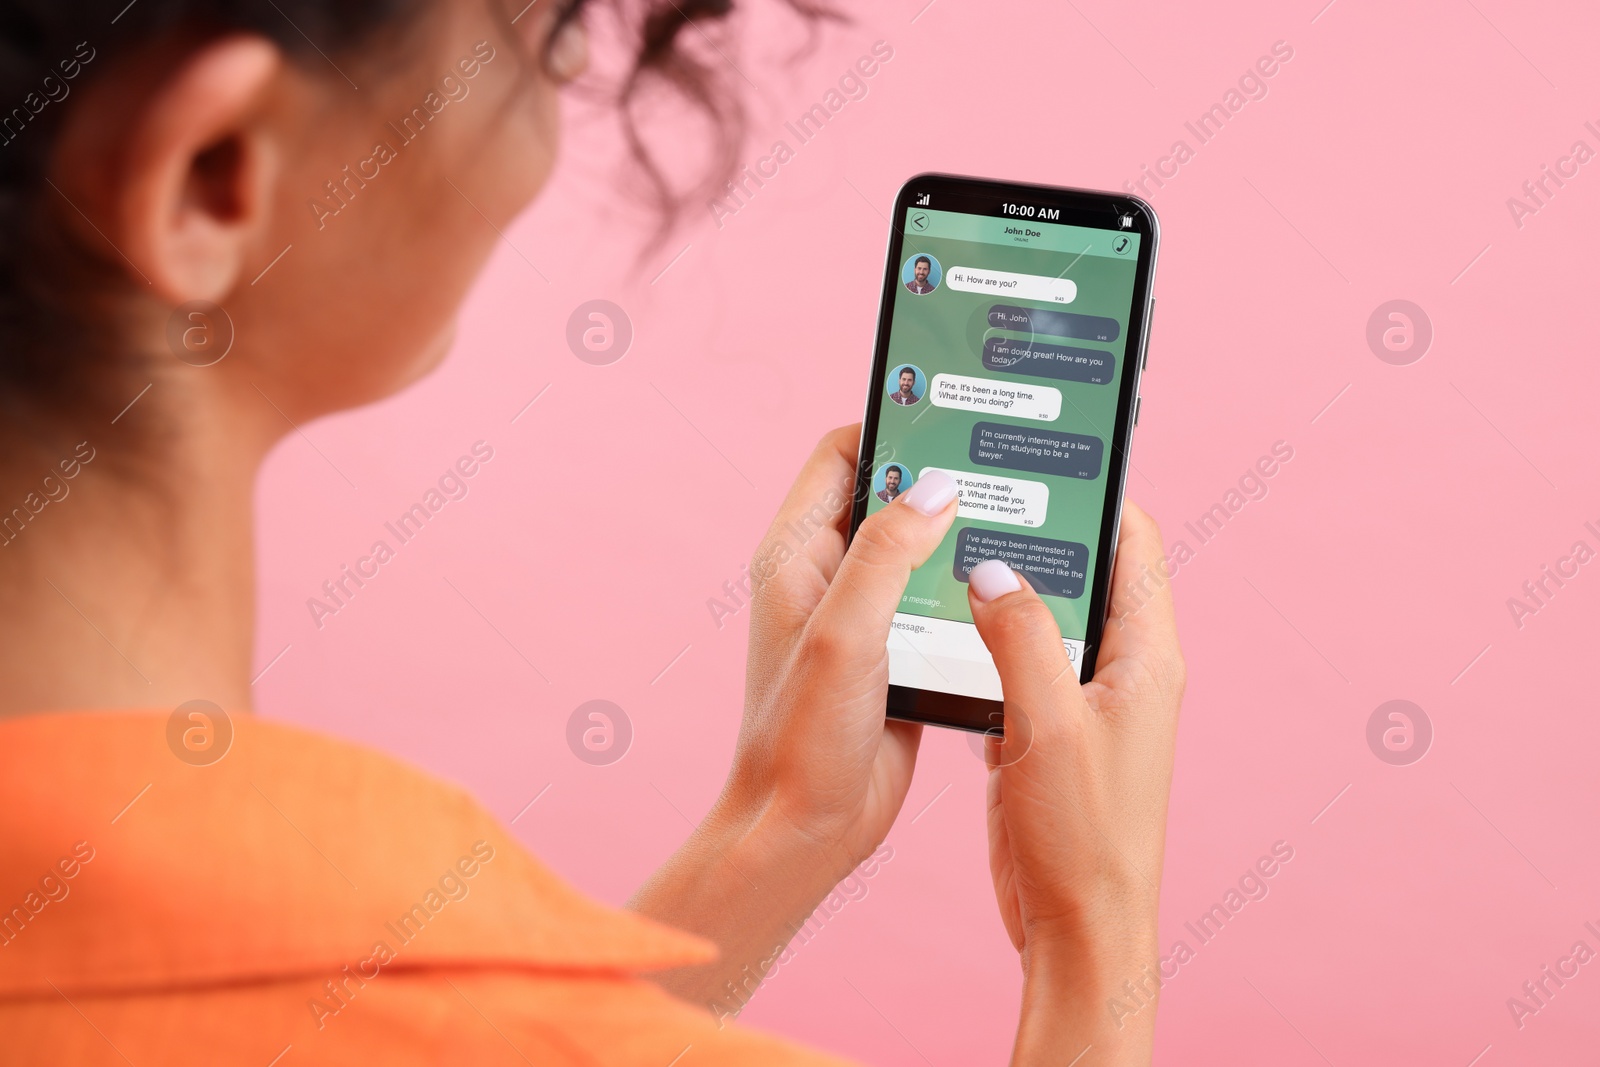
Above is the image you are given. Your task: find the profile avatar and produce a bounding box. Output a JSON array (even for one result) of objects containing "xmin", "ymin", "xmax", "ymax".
[
  {"xmin": 905, "ymin": 255, "xmax": 936, "ymax": 295},
  {"xmin": 877, "ymin": 465, "xmax": 907, "ymax": 503},
  {"xmin": 889, "ymin": 366, "xmax": 923, "ymax": 406}
]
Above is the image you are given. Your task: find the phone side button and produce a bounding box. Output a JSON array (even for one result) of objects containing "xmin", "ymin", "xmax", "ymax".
[
  {"xmin": 1142, "ymin": 298, "xmax": 1154, "ymax": 370},
  {"xmin": 1133, "ymin": 396, "xmax": 1141, "ymax": 426}
]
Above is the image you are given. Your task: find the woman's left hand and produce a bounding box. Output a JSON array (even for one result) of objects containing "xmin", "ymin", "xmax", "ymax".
[
  {"xmin": 631, "ymin": 424, "xmax": 957, "ymax": 1013},
  {"xmin": 736, "ymin": 423, "xmax": 956, "ymax": 862}
]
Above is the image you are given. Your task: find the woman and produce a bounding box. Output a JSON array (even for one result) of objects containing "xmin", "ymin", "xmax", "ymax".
[{"xmin": 0, "ymin": 1, "xmax": 1185, "ymax": 1064}]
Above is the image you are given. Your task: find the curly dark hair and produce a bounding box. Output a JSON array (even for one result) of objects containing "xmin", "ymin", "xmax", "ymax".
[{"xmin": 0, "ymin": 0, "xmax": 825, "ymax": 437}]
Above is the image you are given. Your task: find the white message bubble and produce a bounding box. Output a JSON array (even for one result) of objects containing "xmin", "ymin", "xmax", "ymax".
[
  {"xmin": 945, "ymin": 266, "xmax": 1077, "ymax": 304},
  {"xmin": 930, "ymin": 373, "xmax": 1061, "ymax": 421},
  {"xmin": 919, "ymin": 467, "xmax": 1049, "ymax": 528}
]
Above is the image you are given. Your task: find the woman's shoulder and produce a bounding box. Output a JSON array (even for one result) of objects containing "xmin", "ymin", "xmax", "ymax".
[
  {"xmin": 0, "ymin": 709, "xmax": 856, "ymax": 1064},
  {"xmin": 0, "ymin": 709, "xmax": 711, "ymax": 992}
]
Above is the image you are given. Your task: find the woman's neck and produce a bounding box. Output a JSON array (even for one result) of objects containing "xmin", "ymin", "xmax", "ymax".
[{"xmin": 0, "ymin": 416, "xmax": 265, "ymax": 719}]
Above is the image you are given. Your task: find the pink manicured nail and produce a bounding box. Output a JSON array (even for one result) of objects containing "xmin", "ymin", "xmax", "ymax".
[
  {"xmin": 897, "ymin": 469, "xmax": 957, "ymax": 516},
  {"xmin": 968, "ymin": 559, "xmax": 1022, "ymax": 602}
]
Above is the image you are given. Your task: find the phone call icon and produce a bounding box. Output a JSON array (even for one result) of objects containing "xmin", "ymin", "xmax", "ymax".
[{"xmin": 1112, "ymin": 235, "xmax": 1131, "ymax": 255}]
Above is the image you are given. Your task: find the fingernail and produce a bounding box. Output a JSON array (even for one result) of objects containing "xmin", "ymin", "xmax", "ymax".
[
  {"xmin": 969, "ymin": 559, "xmax": 1022, "ymax": 602},
  {"xmin": 897, "ymin": 469, "xmax": 957, "ymax": 516}
]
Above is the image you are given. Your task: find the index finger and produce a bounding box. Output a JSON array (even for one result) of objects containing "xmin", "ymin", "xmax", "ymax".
[
  {"xmin": 1096, "ymin": 501, "xmax": 1183, "ymax": 673},
  {"xmin": 747, "ymin": 424, "xmax": 859, "ymax": 629}
]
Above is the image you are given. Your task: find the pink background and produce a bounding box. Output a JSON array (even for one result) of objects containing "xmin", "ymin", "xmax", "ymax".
[{"xmin": 254, "ymin": 1, "xmax": 1600, "ymax": 1063}]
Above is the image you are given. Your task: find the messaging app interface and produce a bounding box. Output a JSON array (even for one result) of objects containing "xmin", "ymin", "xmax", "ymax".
[{"xmin": 871, "ymin": 206, "xmax": 1141, "ymax": 701}]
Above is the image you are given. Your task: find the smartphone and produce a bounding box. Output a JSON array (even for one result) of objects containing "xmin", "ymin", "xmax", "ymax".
[{"xmin": 849, "ymin": 173, "xmax": 1158, "ymax": 735}]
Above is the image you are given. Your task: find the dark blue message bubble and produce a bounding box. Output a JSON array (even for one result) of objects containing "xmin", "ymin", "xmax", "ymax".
[
  {"xmin": 983, "ymin": 337, "xmax": 1116, "ymax": 385},
  {"xmin": 970, "ymin": 422, "xmax": 1103, "ymax": 480},
  {"xmin": 953, "ymin": 527, "xmax": 1088, "ymax": 599},
  {"xmin": 988, "ymin": 305, "xmax": 1121, "ymax": 344}
]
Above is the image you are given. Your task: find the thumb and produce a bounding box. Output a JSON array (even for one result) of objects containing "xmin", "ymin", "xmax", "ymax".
[
  {"xmin": 966, "ymin": 560, "xmax": 1086, "ymax": 722},
  {"xmin": 803, "ymin": 470, "xmax": 959, "ymax": 658}
]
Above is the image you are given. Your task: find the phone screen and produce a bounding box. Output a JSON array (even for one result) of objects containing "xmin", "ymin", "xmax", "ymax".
[{"xmin": 857, "ymin": 177, "xmax": 1156, "ymax": 714}]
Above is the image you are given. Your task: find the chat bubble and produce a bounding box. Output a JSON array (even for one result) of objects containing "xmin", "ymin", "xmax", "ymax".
[
  {"xmin": 988, "ymin": 304, "xmax": 1120, "ymax": 344},
  {"xmin": 929, "ymin": 373, "xmax": 1061, "ymax": 421},
  {"xmin": 970, "ymin": 422, "xmax": 1103, "ymax": 480},
  {"xmin": 947, "ymin": 267, "xmax": 1077, "ymax": 305},
  {"xmin": 982, "ymin": 338, "xmax": 1116, "ymax": 385},
  {"xmin": 919, "ymin": 467, "xmax": 1048, "ymax": 528},
  {"xmin": 953, "ymin": 527, "xmax": 1088, "ymax": 599}
]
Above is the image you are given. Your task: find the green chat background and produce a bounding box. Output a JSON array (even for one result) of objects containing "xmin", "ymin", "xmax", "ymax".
[{"xmin": 868, "ymin": 227, "xmax": 1136, "ymax": 642}]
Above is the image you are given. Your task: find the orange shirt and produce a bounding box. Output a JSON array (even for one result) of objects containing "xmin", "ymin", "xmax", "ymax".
[{"xmin": 0, "ymin": 711, "xmax": 852, "ymax": 1066}]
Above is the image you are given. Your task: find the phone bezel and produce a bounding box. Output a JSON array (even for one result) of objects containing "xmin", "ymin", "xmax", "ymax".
[{"xmin": 849, "ymin": 172, "xmax": 1160, "ymax": 735}]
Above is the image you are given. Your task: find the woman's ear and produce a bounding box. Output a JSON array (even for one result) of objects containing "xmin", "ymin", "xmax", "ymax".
[{"xmin": 52, "ymin": 35, "xmax": 283, "ymax": 305}]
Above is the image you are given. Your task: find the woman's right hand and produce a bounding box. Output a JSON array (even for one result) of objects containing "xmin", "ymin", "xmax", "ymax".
[{"xmin": 965, "ymin": 502, "xmax": 1185, "ymax": 1066}]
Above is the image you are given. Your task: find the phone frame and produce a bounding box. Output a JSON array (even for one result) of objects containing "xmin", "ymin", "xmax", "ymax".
[{"xmin": 849, "ymin": 172, "xmax": 1160, "ymax": 735}]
